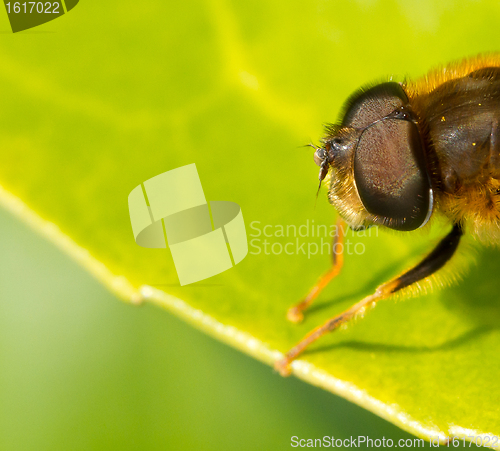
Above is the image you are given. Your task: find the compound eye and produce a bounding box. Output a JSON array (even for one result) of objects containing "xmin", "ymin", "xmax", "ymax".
[
  {"xmin": 343, "ymin": 82, "xmax": 408, "ymax": 128},
  {"xmin": 353, "ymin": 119, "xmax": 432, "ymax": 231}
]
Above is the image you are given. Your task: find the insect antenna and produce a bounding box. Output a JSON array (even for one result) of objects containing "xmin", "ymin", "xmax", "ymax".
[
  {"xmin": 302, "ymin": 142, "xmax": 321, "ymax": 151},
  {"xmin": 303, "ymin": 142, "xmax": 330, "ymax": 207},
  {"xmin": 314, "ymin": 158, "xmax": 330, "ymax": 210}
]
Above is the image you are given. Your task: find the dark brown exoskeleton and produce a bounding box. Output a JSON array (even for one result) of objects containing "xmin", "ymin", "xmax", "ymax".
[{"xmin": 276, "ymin": 57, "xmax": 500, "ymax": 376}]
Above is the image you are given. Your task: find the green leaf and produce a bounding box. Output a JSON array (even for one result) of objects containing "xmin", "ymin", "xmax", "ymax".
[{"xmin": 0, "ymin": 0, "xmax": 499, "ymax": 444}]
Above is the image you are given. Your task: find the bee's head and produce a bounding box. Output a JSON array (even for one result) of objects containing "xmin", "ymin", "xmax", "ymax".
[{"xmin": 316, "ymin": 82, "xmax": 433, "ymax": 232}]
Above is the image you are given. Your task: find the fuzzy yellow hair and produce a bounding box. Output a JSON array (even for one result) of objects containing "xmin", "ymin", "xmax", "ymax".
[{"xmin": 406, "ymin": 54, "xmax": 500, "ymax": 245}]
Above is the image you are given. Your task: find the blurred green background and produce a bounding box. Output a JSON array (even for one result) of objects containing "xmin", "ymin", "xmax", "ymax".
[
  {"xmin": 0, "ymin": 207, "xmax": 422, "ymax": 450},
  {"xmin": 0, "ymin": 0, "xmax": 499, "ymax": 449}
]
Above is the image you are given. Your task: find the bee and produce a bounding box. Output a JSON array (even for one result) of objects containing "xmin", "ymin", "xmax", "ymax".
[{"xmin": 275, "ymin": 55, "xmax": 500, "ymax": 376}]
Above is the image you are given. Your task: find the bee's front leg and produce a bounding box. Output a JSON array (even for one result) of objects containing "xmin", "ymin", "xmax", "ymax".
[
  {"xmin": 286, "ymin": 217, "xmax": 346, "ymax": 323},
  {"xmin": 276, "ymin": 223, "xmax": 463, "ymax": 377}
]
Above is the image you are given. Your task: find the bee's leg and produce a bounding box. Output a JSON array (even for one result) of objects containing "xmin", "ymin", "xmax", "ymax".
[
  {"xmin": 287, "ymin": 217, "xmax": 346, "ymax": 323},
  {"xmin": 276, "ymin": 223, "xmax": 463, "ymax": 376}
]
